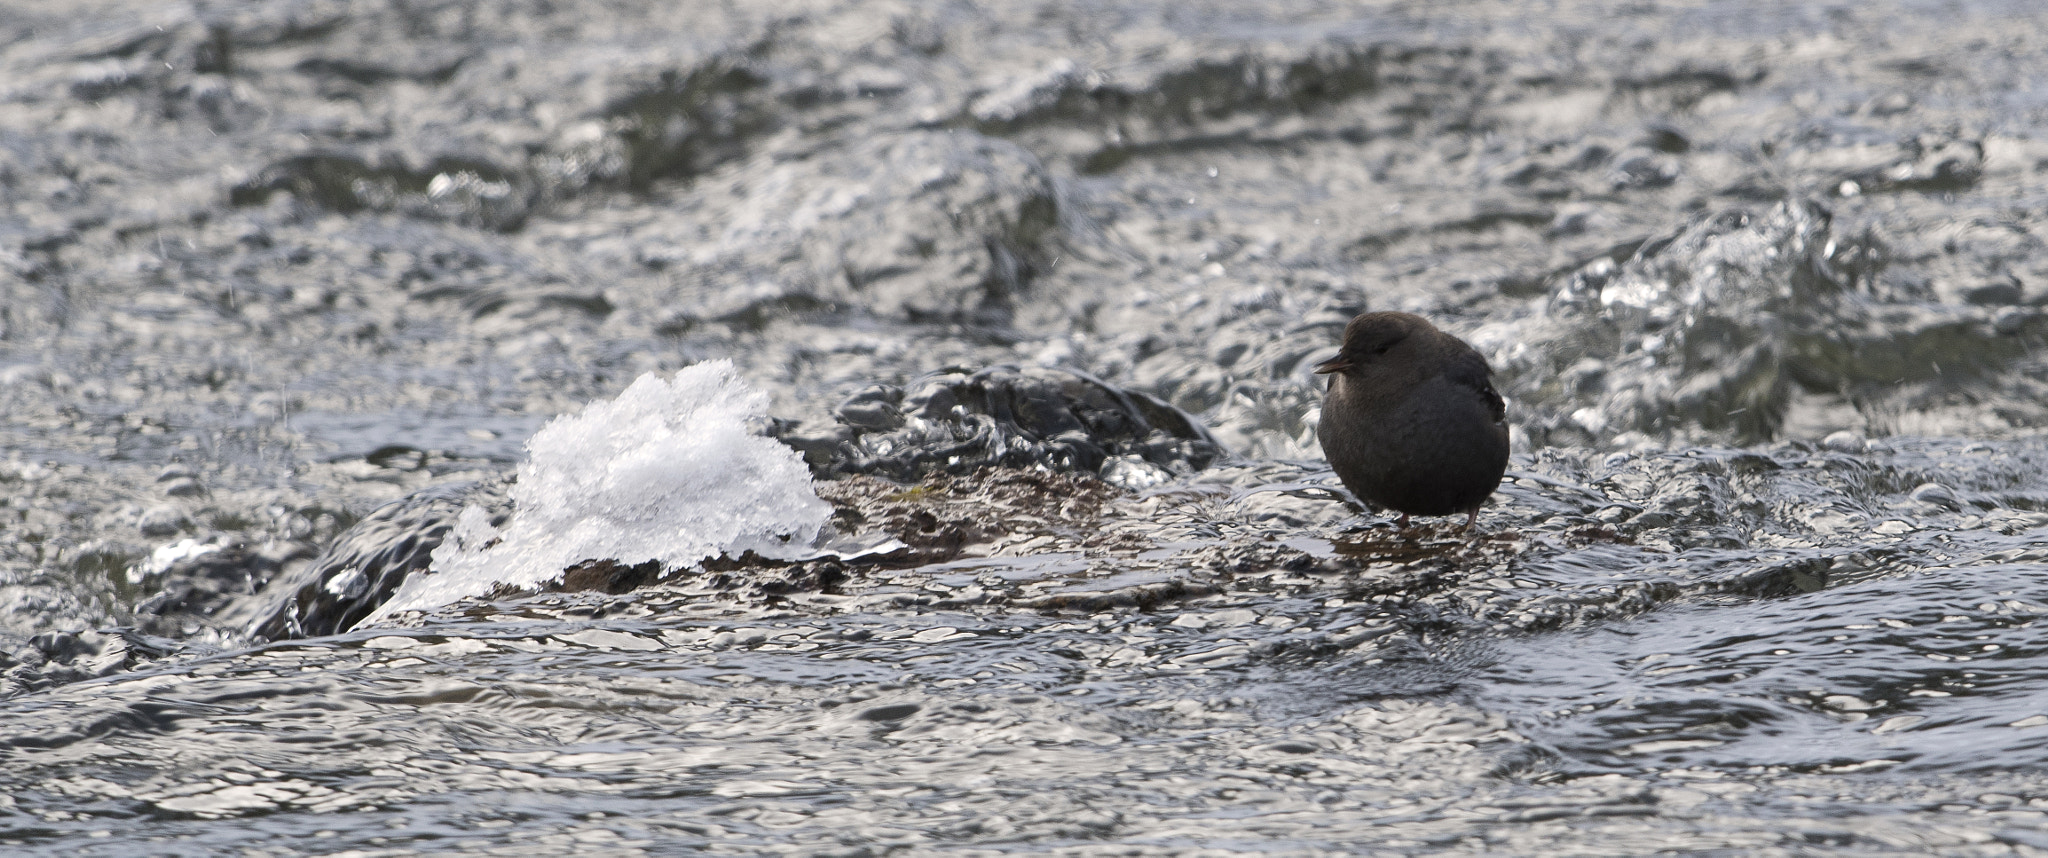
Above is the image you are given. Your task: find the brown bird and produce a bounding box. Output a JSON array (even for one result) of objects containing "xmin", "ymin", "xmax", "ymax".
[{"xmin": 1315, "ymin": 311, "xmax": 1510, "ymax": 529}]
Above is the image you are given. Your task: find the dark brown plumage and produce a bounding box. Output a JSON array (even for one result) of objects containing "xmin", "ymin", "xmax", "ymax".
[{"xmin": 1315, "ymin": 311, "xmax": 1510, "ymax": 529}]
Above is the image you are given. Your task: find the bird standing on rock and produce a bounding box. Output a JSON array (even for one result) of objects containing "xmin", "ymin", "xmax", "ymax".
[{"xmin": 1315, "ymin": 311, "xmax": 1510, "ymax": 530}]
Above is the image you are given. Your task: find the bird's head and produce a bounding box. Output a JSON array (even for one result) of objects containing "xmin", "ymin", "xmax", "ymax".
[{"xmin": 1313, "ymin": 311, "xmax": 1433, "ymax": 376}]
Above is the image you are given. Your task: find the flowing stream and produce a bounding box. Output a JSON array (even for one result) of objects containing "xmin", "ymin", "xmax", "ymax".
[{"xmin": 6, "ymin": 0, "xmax": 2048, "ymax": 853}]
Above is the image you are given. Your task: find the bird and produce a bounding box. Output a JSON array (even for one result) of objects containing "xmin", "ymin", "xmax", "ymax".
[{"xmin": 1314, "ymin": 311, "xmax": 1510, "ymax": 530}]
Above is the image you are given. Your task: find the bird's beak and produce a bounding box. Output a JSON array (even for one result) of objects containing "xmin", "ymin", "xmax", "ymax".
[{"xmin": 1313, "ymin": 355, "xmax": 1350, "ymax": 374}]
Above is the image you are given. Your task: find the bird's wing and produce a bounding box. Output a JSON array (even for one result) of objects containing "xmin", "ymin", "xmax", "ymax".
[{"xmin": 1444, "ymin": 349, "xmax": 1507, "ymax": 423}]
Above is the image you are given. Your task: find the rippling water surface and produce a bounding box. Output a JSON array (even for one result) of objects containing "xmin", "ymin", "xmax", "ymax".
[{"xmin": 7, "ymin": 0, "xmax": 2048, "ymax": 853}]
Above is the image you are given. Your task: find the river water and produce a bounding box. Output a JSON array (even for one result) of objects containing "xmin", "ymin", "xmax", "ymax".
[{"xmin": 7, "ymin": 0, "xmax": 2048, "ymax": 854}]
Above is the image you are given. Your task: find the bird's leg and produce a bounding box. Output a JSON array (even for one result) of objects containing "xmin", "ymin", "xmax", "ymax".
[
  {"xmin": 1395, "ymin": 512, "xmax": 1411, "ymax": 530},
  {"xmin": 1462, "ymin": 509, "xmax": 1478, "ymax": 531}
]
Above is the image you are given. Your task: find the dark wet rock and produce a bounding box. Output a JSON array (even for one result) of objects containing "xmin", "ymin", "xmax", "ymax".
[
  {"xmin": 836, "ymin": 385, "xmax": 907, "ymax": 431},
  {"xmin": 778, "ymin": 364, "xmax": 1226, "ymax": 487},
  {"xmin": 244, "ymin": 479, "xmax": 512, "ymax": 641},
  {"xmin": 132, "ymin": 540, "xmax": 312, "ymax": 639},
  {"xmin": 1640, "ymin": 126, "xmax": 1691, "ymax": 154},
  {"xmin": 222, "ymin": 48, "xmax": 782, "ymax": 231},
  {"xmin": 973, "ymin": 45, "xmax": 1393, "ymax": 139},
  {"xmin": 1959, "ymin": 276, "xmax": 2024, "ymax": 307},
  {"xmin": 1018, "ymin": 578, "xmax": 1222, "ymax": 613},
  {"xmin": 599, "ymin": 59, "xmax": 778, "ymax": 191},
  {"xmin": 230, "ymin": 153, "xmax": 539, "ymax": 232},
  {"xmin": 364, "ymin": 445, "xmax": 430, "ymax": 472}
]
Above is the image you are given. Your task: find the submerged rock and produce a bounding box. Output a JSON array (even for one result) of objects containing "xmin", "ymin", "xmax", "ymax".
[
  {"xmin": 132, "ymin": 540, "xmax": 312, "ymax": 639},
  {"xmin": 244, "ymin": 480, "xmax": 512, "ymax": 641},
  {"xmin": 1512, "ymin": 199, "xmax": 1872, "ymax": 446},
  {"xmin": 668, "ymin": 130, "xmax": 1066, "ymax": 325},
  {"xmin": 1495, "ymin": 198, "xmax": 2048, "ymax": 448},
  {"xmin": 0, "ymin": 628, "xmax": 182, "ymax": 698}
]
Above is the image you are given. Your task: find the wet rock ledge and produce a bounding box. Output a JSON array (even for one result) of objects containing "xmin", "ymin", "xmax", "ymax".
[
  {"xmin": 24, "ymin": 363, "xmax": 1998, "ymax": 699},
  {"xmin": 229, "ymin": 364, "xmax": 1234, "ymax": 642}
]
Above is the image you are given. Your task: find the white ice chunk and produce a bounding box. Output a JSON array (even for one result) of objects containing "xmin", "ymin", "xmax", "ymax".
[{"xmin": 363, "ymin": 360, "xmax": 830, "ymax": 626}]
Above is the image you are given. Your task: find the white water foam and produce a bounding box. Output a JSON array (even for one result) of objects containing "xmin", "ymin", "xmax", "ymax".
[{"xmin": 363, "ymin": 360, "xmax": 831, "ymax": 625}]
